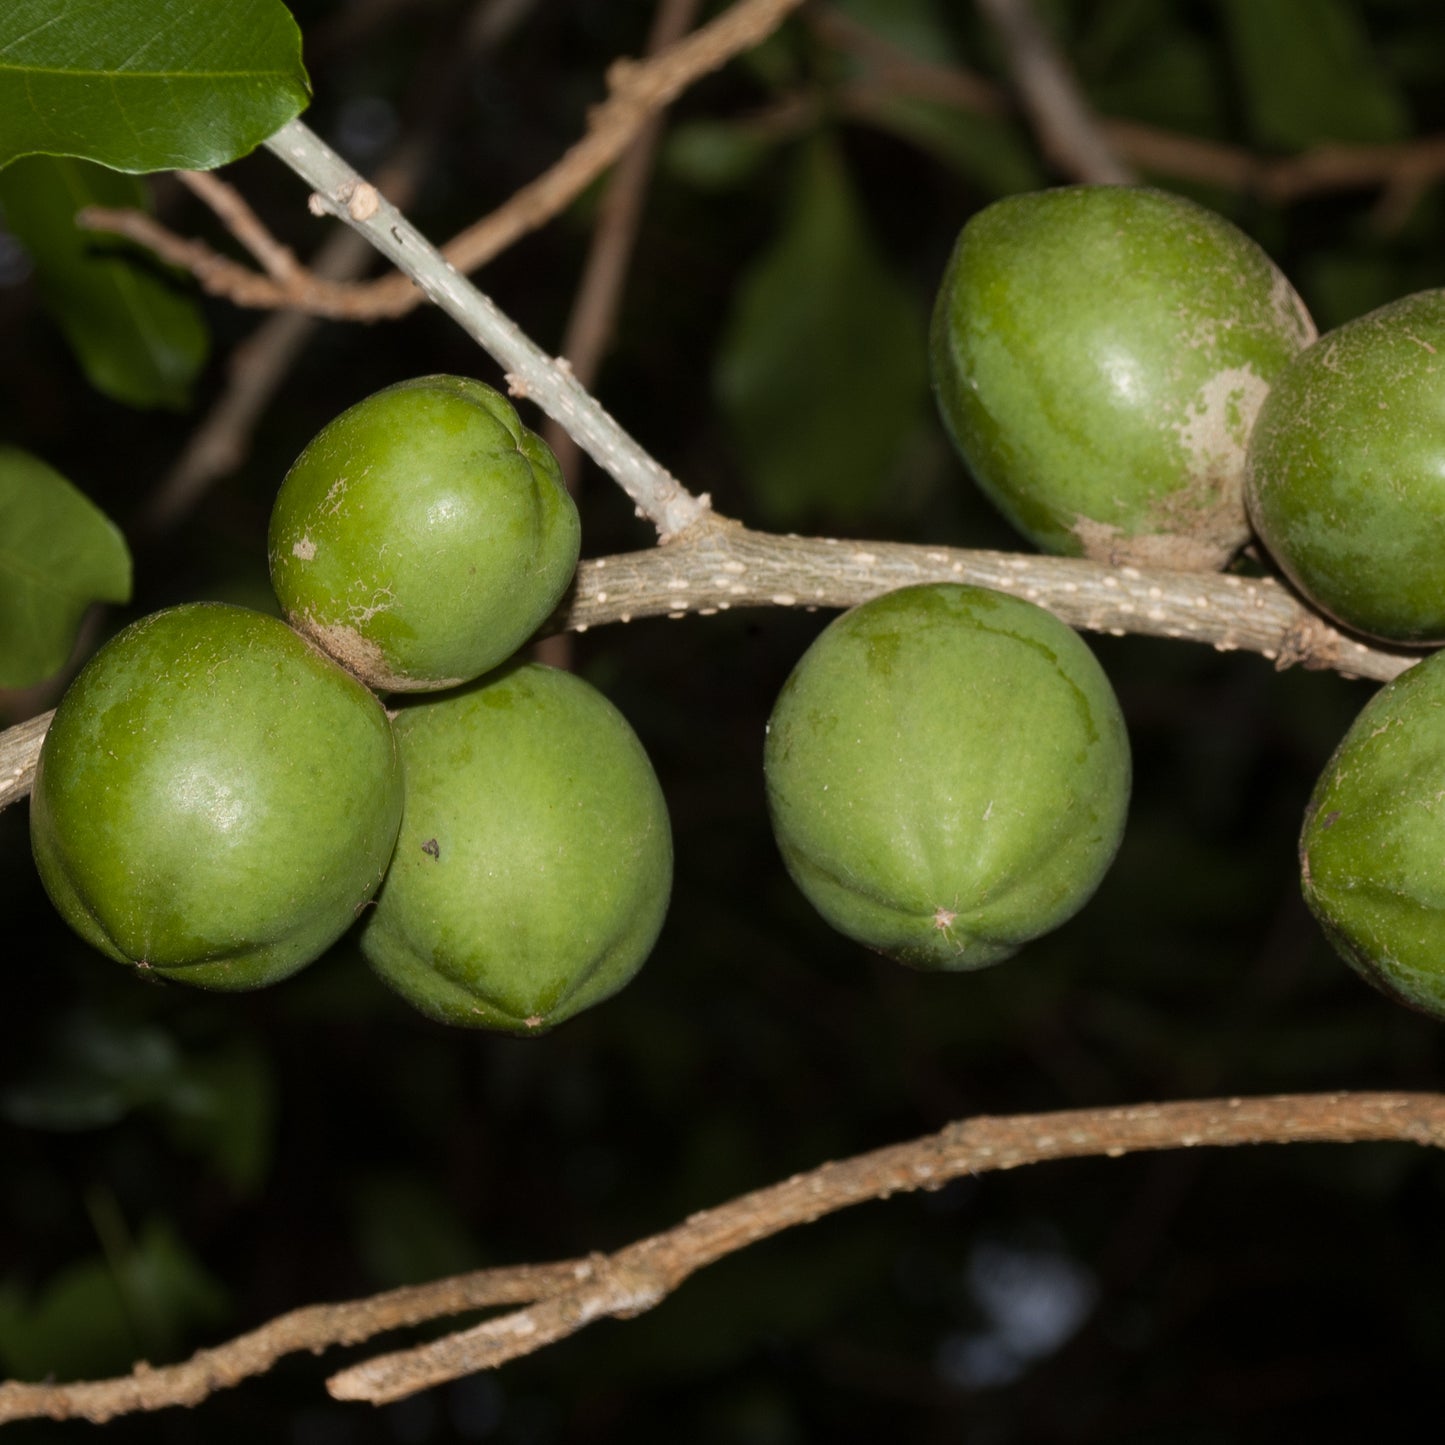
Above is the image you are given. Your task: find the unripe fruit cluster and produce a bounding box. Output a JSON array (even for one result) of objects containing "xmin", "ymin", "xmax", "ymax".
[
  {"xmin": 928, "ymin": 184, "xmax": 1445, "ymax": 1021},
  {"xmin": 37, "ymin": 184, "xmax": 1445, "ymax": 1035},
  {"xmin": 31, "ymin": 376, "xmax": 670, "ymax": 1032}
]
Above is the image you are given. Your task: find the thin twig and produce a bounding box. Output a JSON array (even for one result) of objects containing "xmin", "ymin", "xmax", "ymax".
[
  {"xmin": 544, "ymin": 0, "xmax": 703, "ymax": 485},
  {"xmin": 175, "ymin": 170, "xmax": 302, "ymax": 282},
  {"xmin": 331, "ymin": 1091, "xmax": 1445, "ymax": 1403},
  {"xmin": 815, "ymin": 6, "xmax": 1445, "ymax": 205},
  {"xmin": 534, "ymin": 0, "xmax": 703, "ymax": 670},
  {"xmin": 0, "ymin": 1258, "xmax": 591, "ymax": 1424},
  {"xmin": 140, "ymin": 0, "xmax": 540, "ymax": 534},
  {"xmin": 4, "ymin": 1092, "xmax": 1437, "ymax": 1420},
  {"xmin": 77, "ymin": 0, "xmax": 806, "ymax": 322},
  {"xmin": 261, "ymin": 116, "xmax": 713, "ymax": 540},
  {"xmin": 0, "ymin": 526, "xmax": 1417, "ymax": 814},
  {"xmin": 0, "ymin": 708, "xmax": 52, "ymax": 809},
  {"xmin": 975, "ymin": 0, "xmax": 1136, "ymax": 184}
]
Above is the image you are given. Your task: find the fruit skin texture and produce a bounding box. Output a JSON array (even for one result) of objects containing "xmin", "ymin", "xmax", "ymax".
[
  {"xmin": 763, "ymin": 583, "xmax": 1131, "ymax": 969},
  {"xmin": 268, "ymin": 374, "xmax": 581, "ymax": 692},
  {"xmin": 931, "ymin": 186, "xmax": 1315, "ymax": 570},
  {"xmin": 30, "ymin": 603, "xmax": 403, "ymax": 990},
  {"xmin": 1246, "ymin": 291, "xmax": 1445, "ymax": 644},
  {"xmin": 360, "ymin": 662, "xmax": 672, "ymax": 1032},
  {"xmin": 1300, "ymin": 650, "xmax": 1445, "ymax": 1019}
]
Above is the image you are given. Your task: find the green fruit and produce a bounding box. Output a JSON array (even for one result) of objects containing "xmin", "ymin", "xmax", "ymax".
[
  {"xmin": 360, "ymin": 662, "xmax": 672, "ymax": 1032},
  {"xmin": 764, "ymin": 584, "xmax": 1131, "ymax": 969},
  {"xmin": 1300, "ymin": 651, "xmax": 1445, "ymax": 1018},
  {"xmin": 30, "ymin": 603, "xmax": 403, "ymax": 989},
  {"xmin": 1246, "ymin": 291, "xmax": 1445, "ymax": 643},
  {"xmin": 268, "ymin": 374, "xmax": 581, "ymax": 692},
  {"xmin": 931, "ymin": 186, "xmax": 1315, "ymax": 570}
]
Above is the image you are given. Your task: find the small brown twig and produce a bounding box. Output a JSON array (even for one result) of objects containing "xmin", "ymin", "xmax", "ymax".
[
  {"xmin": 815, "ymin": 5, "xmax": 1445, "ymax": 207},
  {"xmin": 3, "ymin": 1091, "xmax": 1440, "ymax": 1420},
  {"xmin": 140, "ymin": 0, "xmax": 540, "ymax": 535},
  {"xmin": 77, "ymin": 0, "xmax": 807, "ymax": 323},
  {"xmin": 544, "ymin": 0, "xmax": 703, "ymax": 484},
  {"xmin": 175, "ymin": 169, "xmax": 303, "ymax": 283},
  {"xmin": 974, "ymin": 0, "xmax": 1136, "ymax": 185},
  {"xmin": 331, "ymin": 1091, "xmax": 1445, "ymax": 1403},
  {"xmin": 534, "ymin": 0, "xmax": 703, "ymax": 670}
]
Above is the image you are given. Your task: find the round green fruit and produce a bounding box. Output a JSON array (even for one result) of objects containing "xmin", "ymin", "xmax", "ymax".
[
  {"xmin": 30, "ymin": 603, "xmax": 403, "ymax": 989},
  {"xmin": 360, "ymin": 662, "xmax": 672, "ymax": 1032},
  {"xmin": 268, "ymin": 374, "xmax": 581, "ymax": 692},
  {"xmin": 764, "ymin": 583, "xmax": 1131, "ymax": 969},
  {"xmin": 1246, "ymin": 291, "xmax": 1445, "ymax": 644},
  {"xmin": 1300, "ymin": 650, "xmax": 1445, "ymax": 1019},
  {"xmin": 931, "ymin": 186, "xmax": 1315, "ymax": 570}
]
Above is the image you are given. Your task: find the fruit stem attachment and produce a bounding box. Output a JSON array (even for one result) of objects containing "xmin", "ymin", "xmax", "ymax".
[{"xmin": 262, "ymin": 118, "xmax": 713, "ymax": 543}]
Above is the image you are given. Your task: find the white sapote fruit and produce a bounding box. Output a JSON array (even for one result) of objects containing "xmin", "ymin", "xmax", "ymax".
[
  {"xmin": 931, "ymin": 185, "xmax": 1316, "ymax": 570},
  {"xmin": 360, "ymin": 662, "xmax": 672, "ymax": 1032},
  {"xmin": 30, "ymin": 602, "xmax": 403, "ymax": 990},
  {"xmin": 1246, "ymin": 290, "xmax": 1445, "ymax": 644},
  {"xmin": 268, "ymin": 374, "xmax": 581, "ymax": 692},
  {"xmin": 764, "ymin": 584, "xmax": 1131, "ymax": 969},
  {"xmin": 1300, "ymin": 647, "xmax": 1445, "ymax": 1019}
]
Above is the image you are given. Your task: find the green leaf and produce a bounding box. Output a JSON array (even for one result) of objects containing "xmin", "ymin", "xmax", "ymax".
[
  {"xmin": 833, "ymin": 0, "xmax": 957, "ymax": 63},
  {"xmin": 664, "ymin": 121, "xmax": 775, "ymax": 191},
  {"xmin": 161, "ymin": 1043, "xmax": 276, "ymax": 1195},
  {"xmin": 714, "ymin": 138, "xmax": 928, "ymax": 525},
  {"xmin": 0, "ymin": 1016, "xmax": 180, "ymax": 1131},
  {"xmin": 0, "ymin": 1217, "xmax": 227, "ymax": 1380},
  {"xmin": 0, "ymin": 0, "xmax": 309, "ymax": 173},
  {"xmin": 1219, "ymin": 0, "xmax": 1409, "ymax": 149},
  {"xmin": 0, "ymin": 155, "xmax": 209, "ymax": 407},
  {"xmin": 0, "ymin": 446, "xmax": 131, "ymax": 687},
  {"xmin": 2, "ymin": 1013, "xmax": 276, "ymax": 1193}
]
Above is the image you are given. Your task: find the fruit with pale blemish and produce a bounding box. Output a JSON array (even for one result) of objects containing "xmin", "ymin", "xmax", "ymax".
[
  {"xmin": 29, "ymin": 603, "xmax": 403, "ymax": 989},
  {"xmin": 1246, "ymin": 290, "xmax": 1445, "ymax": 643},
  {"xmin": 1300, "ymin": 647, "xmax": 1445, "ymax": 1018},
  {"xmin": 268, "ymin": 374, "xmax": 580, "ymax": 692},
  {"xmin": 930, "ymin": 185, "xmax": 1315, "ymax": 570},
  {"xmin": 360, "ymin": 662, "xmax": 672, "ymax": 1032},
  {"xmin": 763, "ymin": 583, "xmax": 1131, "ymax": 969}
]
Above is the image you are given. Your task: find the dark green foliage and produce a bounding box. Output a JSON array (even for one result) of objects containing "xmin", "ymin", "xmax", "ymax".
[
  {"xmin": 5, "ymin": 4, "xmax": 1445, "ymax": 1443},
  {"xmin": 0, "ymin": 0, "xmax": 309, "ymax": 173},
  {"xmin": 0, "ymin": 158, "xmax": 209, "ymax": 409}
]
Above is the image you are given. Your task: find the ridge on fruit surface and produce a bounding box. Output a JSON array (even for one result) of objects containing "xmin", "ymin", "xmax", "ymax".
[
  {"xmin": 361, "ymin": 661, "xmax": 673, "ymax": 1032},
  {"xmin": 29, "ymin": 602, "xmax": 404, "ymax": 990},
  {"xmin": 764, "ymin": 583, "xmax": 1131, "ymax": 970}
]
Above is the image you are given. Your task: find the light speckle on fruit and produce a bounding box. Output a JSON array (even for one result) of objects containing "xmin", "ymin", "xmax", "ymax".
[
  {"xmin": 932, "ymin": 186, "xmax": 1312, "ymax": 573},
  {"xmin": 1176, "ymin": 366, "xmax": 1268, "ymax": 473},
  {"xmin": 295, "ymin": 616, "xmax": 459, "ymax": 692},
  {"xmin": 268, "ymin": 376, "xmax": 581, "ymax": 690},
  {"xmin": 1270, "ymin": 268, "xmax": 1319, "ymax": 347}
]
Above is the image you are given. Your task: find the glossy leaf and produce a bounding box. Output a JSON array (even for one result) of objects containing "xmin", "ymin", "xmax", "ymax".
[
  {"xmin": 1220, "ymin": 0, "xmax": 1409, "ymax": 149},
  {"xmin": 0, "ymin": 0, "xmax": 309, "ymax": 173},
  {"xmin": 0, "ymin": 156, "xmax": 209, "ymax": 408},
  {"xmin": 0, "ymin": 447, "xmax": 131, "ymax": 688},
  {"xmin": 714, "ymin": 138, "xmax": 928, "ymax": 525}
]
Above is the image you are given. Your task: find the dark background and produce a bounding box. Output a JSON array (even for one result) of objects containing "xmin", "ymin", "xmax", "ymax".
[{"xmin": 4, "ymin": 2, "xmax": 1445, "ymax": 1440}]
